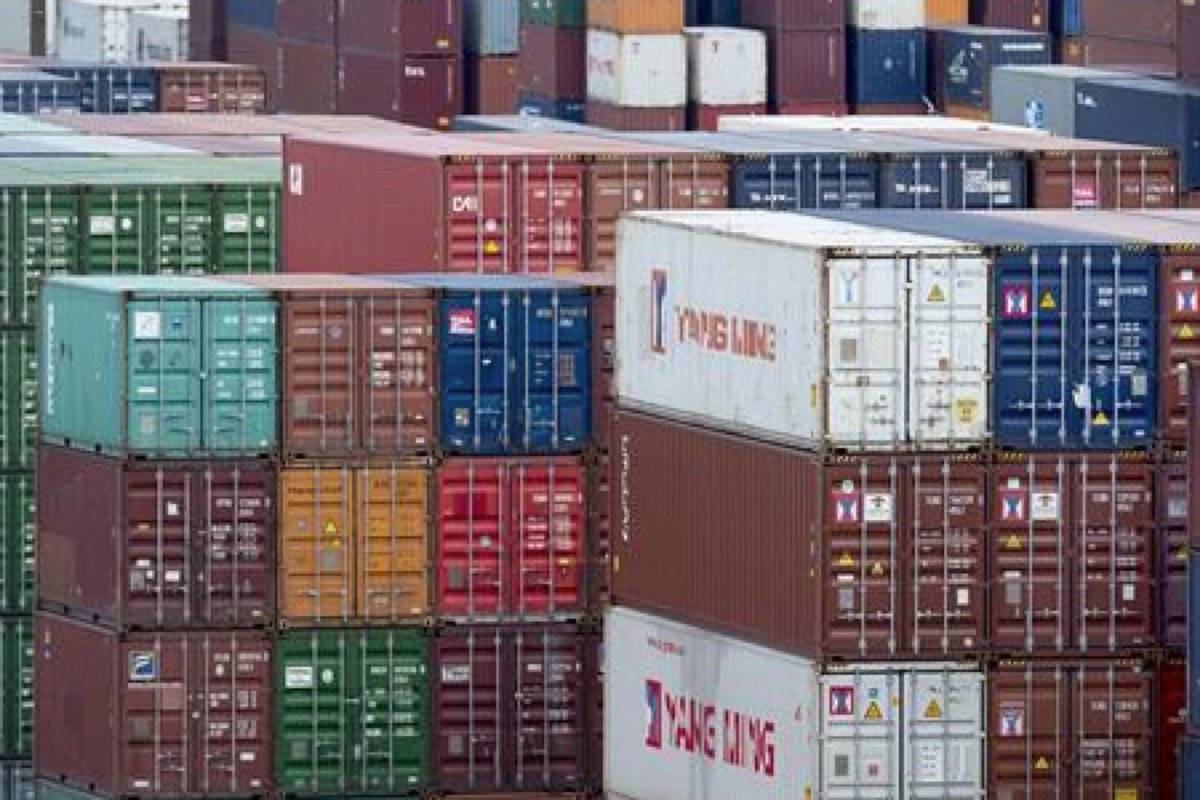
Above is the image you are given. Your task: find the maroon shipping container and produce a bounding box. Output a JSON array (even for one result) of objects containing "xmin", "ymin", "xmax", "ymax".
[
  {"xmin": 970, "ymin": 0, "xmax": 1049, "ymax": 31},
  {"xmin": 138, "ymin": 134, "xmax": 281, "ymax": 156},
  {"xmin": 45, "ymin": 112, "xmax": 431, "ymax": 138},
  {"xmin": 188, "ymin": 0, "xmax": 226, "ymax": 61},
  {"xmin": 227, "ymin": 26, "xmax": 280, "ymax": 110},
  {"xmin": 436, "ymin": 457, "xmax": 588, "ymax": 620},
  {"xmin": 556, "ymin": 272, "xmax": 614, "ymax": 451},
  {"xmin": 1061, "ymin": 36, "xmax": 1176, "ymax": 72},
  {"xmin": 1181, "ymin": 0, "xmax": 1200, "ymax": 79},
  {"xmin": 277, "ymin": 0, "xmax": 337, "ymax": 44},
  {"xmin": 337, "ymin": 51, "xmax": 461, "ymax": 129},
  {"xmin": 585, "ymin": 102, "xmax": 685, "ymax": 132},
  {"xmin": 283, "ymin": 134, "xmax": 586, "ymax": 274},
  {"xmin": 35, "ymin": 613, "xmax": 273, "ymax": 797},
  {"xmin": 465, "ymin": 55, "xmax": 518, "ymax": 115},
  {"xmin": 766, "ymin": 27, "xmax": 846, "ymax": 114},
  {"xmin": 1161, "ymin": 250, "xmax": 1200, "ymax": 443},
  {"xmin": 338, "ymin": 0, "xmax": 461, "ymax": 56},
  {"xmin": 433, "ymin": 624, "xmax": 597, "ymax": 793},
  {"xmin": 688, "ymin": 102, "xmax": 766, "ymax": 132},
  {"xmin": 988, "ymin": 658, "xmax": 1152, "ymax": 798},
  {"xmin": 1158, "ymin": 658, "xmax": 1187, "ymax": 799},
  {"xmin": 739, "ymin": 0, "xmax": 845, "ymax": 29},
  {"xmin": 279, "ymin": 39, "xmax": 338, "ymax": 113},
  {"xmin": 518, "ymin": 24, "xmax": 586, "ymax": 102},
  {"xmin": 587, "ymin": 448, "xmax": 612, "ymax": 608},
  {"xmin": 1157, "ymin": 455, "xmax": 1189, "ymax": 649},
  {"xmin": 1070, "ymin": 0, "xmax": 1177, "ymax": 45},
  {"xmin": 156, "ymin": 63, "xmax": 267, "ymax": 113},
  {"xmin": 37, "ymin": 446, "xmax": 275, "ymax": 630}
]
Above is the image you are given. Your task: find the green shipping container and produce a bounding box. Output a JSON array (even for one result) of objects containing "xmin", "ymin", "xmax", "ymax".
[
  {"xmin": 7, "ymin": 177, "xmax": 80, "ymax": 328},
  {"xmin": 0, "ymin": 331, "xmax": 35, "ymax": 472},
  {"xmin": 0, "ymin": 618, "xmax": 33, "ymax": 758},
  {"xmin": 0, "ymin": 474, "xmax": 33, "ymax": 615},
  {"xmin": 276, "ymin": 628, "xmax": 430, "ymax": 796},
  {"xmin": 35, "ymin": 781, "xmax": 92, "ymax": 800},
  {"xmin": 213, "ymin": 182, "xmax": 279, "ymax": 274},
  {"xmin": 41, "ymin": 275, "xmax": 278, "ymax": 457},
  {"xmin": 522, "ymin": 0, "xmax": 586, "ymax": 27}
]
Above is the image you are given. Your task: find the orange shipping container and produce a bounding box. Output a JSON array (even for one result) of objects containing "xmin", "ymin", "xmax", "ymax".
[
  {"xmin": 280, "ymin": 463, "xmax": 430, "ymax": 625},
  {"xmin": 926, "ymin": 0, "xmax": 968, "ymax": 25},
  {"xmin": 587, "ymin": 0, "xmax": 683, "ymax": 33}
]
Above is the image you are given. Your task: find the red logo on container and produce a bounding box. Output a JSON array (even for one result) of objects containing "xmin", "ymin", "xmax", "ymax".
[
  {"xmin": 999, "ymin": 491, "xmax": 1025, "ymax": 521},
  {"xmin": 449, "ymin": 309, "xmax": 477, "ymax": 336},
  {"xmin": 651, "ymin": 269, "xmax": 668, "ymax": 355},
  {"xmin": 832, "ymin": 491, "xmax": 859, "ymax": 522},
  {"xmin": 829, "ymin": 686, "xmax": 854, "ymax": 717},
  {"xmin": 1177, "ymin": 287, "xmax": 1198, "ymax": 313},
  {"xmin": 645, "ymin": 679, "xmax": 663, "ymax": 749},
  {"xmin": 1001, "ymin": 285, "xmax": 1030, "ymax": 319}
]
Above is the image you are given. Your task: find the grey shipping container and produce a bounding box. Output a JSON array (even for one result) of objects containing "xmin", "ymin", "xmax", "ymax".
[
  {"xmin": 464, "ymin": 0, "xmax": 520, "ymax": 55},
  {"xmin": 990, "ymin": 64, "xmax": 1130, "ymax": 135}
]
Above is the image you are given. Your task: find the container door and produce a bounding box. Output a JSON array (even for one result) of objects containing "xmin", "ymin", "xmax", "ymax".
[
  {"xmin": 512, "ymin": 626, "xmax": 588, "ymax": 790},
  {"xmin": 0, "ymin": 473, "xmax": 33, "ymax": 615},
  {"xmin": 122, "ymin": 465, "xmax": 193, "ymax": 627},
  {"xmin": 904, "ymin": 669, "xmax": 984, "ymax": 799},
  {"xmin": 586, "ymin": 159, "xmax": 657, "ymax": 271},
  {"xmin": 814, "ymin": 155, "xmax": 879, "ymax": 209},
  {"xmin": 823, "ymin": 459, "xmax": 902, "ymax": 657},
  {"xmin": 1159, "ymin": 252, "xmax": 1200, "ymax": 442},
  {"xmin": 214, "ymin": 184, "xmax": 279, "ymax": 274},
  {"xmin": 908, "ymin": 252, "xmax": 988, "ymax": 447},
  {"xmin": 199, "ymin": 465, "xmax": 274, "ymax": 626},
  {"xmin": 361, "ymin": 292, "xmax": 436, "ymax": 453},
  {"xmin": 0, "ymin": 618, "xmax": 32, "ymax": 758},
  {"xmin": 990, "ymin": 456, "xmax": 1069, "ymax": 652},
  {"xmin": 1157, "ymin": 660, "xmax": 1186, "ymax": 800},
  {"xmin": 820, "ymin": 670, "xmax": 903, "ymax": 799},
  {"xmin": 510, "ymin": 459, "xmax": 586, "ymax": 617},
  {"xmin": 194, "ymin": 632, "xmax": 272, "ymax": 795},
  {"xmin": 14, "ymin": 186, "xmax": 80, "ymax": 327},
  {"xmin": 987, "ymin": 662, "xmax": 1069, "ymax": 799},
  {"xmin": 514, "ymin": 158, "xmax": 585, "ymax": 274},
  {"xmin": 203, "ymin": 296, "xmax": 277, "ymax": 453},
  {"xmin": 826, "ymin": 255, "xmax": 905, "ymax": 448},
  {"xmin": 732, "ymin": 156, "xmax": 807, "ymax": 210},
  {"xmin": 358, "ymin": 629, "xmax": 430, "ymax": 793},
  {"xmin": 281, "ymin": 293, "xmax": 357, "ymax": 456},
  {"xmin": 436, "ymin": 460, "xmax": 505, "ymax": 618},
  {"xmin": 81, "ymin": 186, "xmax": 147, "ymax": 275},
  {"xmin": 514, "ymin": 288, "xmax": 591, "ymax": 452},
  {"xmin": 121, "ymin": 635, "xmax": 191, "ymax": 795},
  {"xmin": 275, "ymin": 630, "xmax": 353, "ymax": 793},
  {"xmin": 439, "ymin": 290, "xmax": 512, "ymax": 453},
  {"xmin": 0, "ymin": 329, "xmax": 36, "ymax": 470},
  {"xmin": 1073, "ymin": 662, "xmax": 1152, "ymax": 798},
  {"xmin": 1157, "ymin": 459, "xmax": 1190, "ymax": 649},
  {"xmin": 279, "ymin": 465, "xmax": 354, "ymax": 623},
  {"xmin": 357, "ymin": 464, "xmax": 430, "ymax": 621},
  {"xmin": 1072, "ymin": 247, "xmax": 1156, "ymax": 449},
  {"xmin": 150, "ymin": 185, "xmax": 212, "ymax": 274},
  {"xmin": 444, "ymin": 161, "xmax": 515, "ymax": 273},
  {"xmin": 909, "ymin": 457, "xmax": 987, "ymax": 656},
  {"xmin": 1072, "ymin": 456, "xmax": 1155, "ymax": 651},
  {"xmin": 880, "ymin": 156, "xmax": 950, "ymax": 210},
  {"xmin": 660, "ymin": 156, "xmax": 730, "ymax": 212},
  {"xmin": 126, "ymin": 297, "xmax": 203, "ymax": 453},
  {"xmin": 434, "ymin": 628, "xmax": 505, "ymax": 791},
  {"xmin": 992, "ymin": 247, "xmax": 1070, "ymax": 449},
  {"xmin": 951, "ymin": 153, "xmax": 1025, "ymax": 210}
]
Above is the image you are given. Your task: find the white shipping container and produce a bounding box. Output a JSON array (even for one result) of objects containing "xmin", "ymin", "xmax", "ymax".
[
  {"xmin": 587, "ymin": 29, "xmax": 686, "ymax": 108},
  {"xmin": 604, "ymin": 606, "xmax": 820, "ymax": 800},
  {"xmin": 129, "ymin": 6, "xmax": 188, "ymax": 61},
  {"xmin": 718, "ymin": 114, "xmax": 1047, "ymax": 134},
  {"xmin": 0, "ymin": 0, "xmax": 37, "ymax": 55},
  {"xmin": 615, "ymin": 210, "xmax": 988, "ymax": 450},
  {"xmin": 847, "ymin": 0, "xmax": 925, "ymax": 28},
  {"xmin": 684, "ymin": 27, "xmax": 766, "ymax": 106},
  {"xmin": 820, "ymin": 664, "xmax": 985, "ymax": 799},
  {"xmin": 57, "ymin": 0, "xmax": 185, "ymax": 62}
]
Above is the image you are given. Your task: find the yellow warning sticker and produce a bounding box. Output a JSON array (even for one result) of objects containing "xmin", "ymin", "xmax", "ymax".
[
  {"xmin": 1182, "ymin": 323, "xmax": 1195, "ymax": 340},
  {"xmin": 323, "ymin": 520, "xmax": 338, "ymax": 536},
  {"xmin": 870, "ymin": 562, "xmax": 885, "ymax": 577},
  {"xmin": 1114, "ymin": 788, "xmax": 1139, "ymax": 800},
  {"xmin": 924, "ymin": 699, "xmax": 943, "ymax": 719},
  {"xmin": 927, "ymin": 284, "xmax": 946, "ymax": 303},
  {"xmin": 1040, "ymin": 291, "xmax": 1057, "ymax": 310},
  {"xmin": 1005, "ymin": 534, "xmax": 1023, "ymax": 550},
  {"xmin": 1093, "ymin": 410, "xmax": 1110, "ymax": 426},
  {"xmin": 1034, "ymin": 756, "xmax": 1050, "ymax": 771},
  {"xmin": 838, "ymin": 552, "xmax": 855, "ymax": 568},
  {"xmin": 955, "ymin": 398, "xmax": 977, "ymax": 424},
  {"xmin": 864, "ymin": 701, "xmax": 883, "ymax": 721},
  {"xmin": 1179, "ymin": 546, "xmax": 1190, "ymax": 562},
  {"xmin": 484, "ymin": 240, "xmax": 500, "ymax": 255}
]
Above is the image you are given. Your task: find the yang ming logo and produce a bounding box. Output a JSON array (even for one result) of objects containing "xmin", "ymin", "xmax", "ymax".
[
  {"xmin": 645, "ymin": 679, "xmax": 663, "ymax": 749},
  {"xmin": 650, "ymin": 269, "xmax": 668, "ymax": 355}
]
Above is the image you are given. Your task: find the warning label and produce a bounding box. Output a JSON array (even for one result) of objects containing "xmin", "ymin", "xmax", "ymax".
[
  {"xmin": 1034, "ymin": 756, "xmax": 1050, "ymax": 771},
  {"xmin": 1039, "ymin": 290, "xmax": 1057, "ymax": 310},
  {"xmin": 864, "ymin": 701, "xmax": 883, "ymax": 721},
  {"xmin": 924, "ymin": 698, "xmax": 943, "ymax": 719},
  {"xmin": 323, "ymin": 520, "xmax": 338, "ymax": 536},
  {"xmin": 927, "ymin": 284, "xmax": 946, "ymax": 303}
]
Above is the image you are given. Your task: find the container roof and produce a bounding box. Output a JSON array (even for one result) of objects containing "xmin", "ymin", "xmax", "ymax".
[
  {"xmin": 45, "ymin": 275, "xmax": 272, "ymax": 295},
  {"xmin": 380, "ymin": 274, "xmax": 587, "ymax": 291},
  {"xmin": 804, "ymin": 209, "xmax": 1136, "ymax": 246}
]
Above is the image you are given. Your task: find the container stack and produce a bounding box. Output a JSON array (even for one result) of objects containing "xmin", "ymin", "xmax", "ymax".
[
  {"xmin": 1054, "ymin": 0, "xmax": 1177, "ymax": 73},
  {"xmin": 518, "ymin": 0, "xmax": 588, "ymax": 121},
  {"xmin": 682, "ymin": 26, "xmax": 768, "ymax": 130},
  {"xmin": 464, "ymin": 0, "xmax": 521, "ymax": 114},
  {"xmin": 969, "ymin": 0, "xmax": 1048, "ymax": 32},
  {"xmin": 926, "ymin": 24, "xmax": 1050, "ymax": 118},
  {"xmin": 603, "ymin": 207, "xmax": 1200, "ymax": 798},
  {"xmin": 586, "ymin": 0, "xmax": 688, "ymax": 130},
  {"xmin": 846, "ymin": 0, "xmax": 928, "ymax": 113}
]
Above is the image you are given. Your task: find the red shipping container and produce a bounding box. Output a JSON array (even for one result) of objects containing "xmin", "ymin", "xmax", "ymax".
[
  {"xmin": 37, "ymin": 446, "xmax": 275, "ymax": 630},
  {"xmin": 278, "ymin": 0, "xmax": 337, "ymax": 44},
  {"xmin": 433, "ymin": 624, "xmax": 597, "ymax": 793},
  {"xmin": 284, "ymin": 134, "xmax": 586, "ymax": 274},
  {"xmin": 35, "ymin": 613, "xmax": 273, "ymax": 798},
  {"xmin": 1160, "ymin": 250, "xmax": 1200, "ymax": 442},
  {"xmin": 436, "ymin": 457, "xmax": 587, "ymax": 620},
  {"xmin": 688, "ymin": 102, "xmax": 767, "ymax": 132},
  {"xmin": 970, "ymin": 0, "xmax": 1049, "ymax": 31},
  {"xmin": 156, "ymin": 64, "xmax": 268, "ymax": 113},
  {"xmin": 1157, "ymin": 658, "xmax": 1188, "ymax": 799},
  {"xmin": 465, "ymin": 55, "xmax": 518, "ymax": 115},
  {"xmin": 337, "ymin": 51, "xmax": 461, "ymax": 129},
  {"xmin": 188, "ymin": 0, "xmax": 226, "ymax": 61},
  {"xmin": 585, "ymin": 102, "xmax": 685, "ymax": 132},
  {"xmin": 739, "ymin": 0, "xmax": 845, "ymax": 30},
  {"xmin": 988, "ymin": 658, "xmax": 1152, "ymax": 798},
  {"xmin": 1157, "ymin": 455, "xmax": 1189, "ymax": 649},
  {"xmin": 1182, "ymin": 0, "xmax": 1200, "ymax": 79},
  {"xmin": 279, "ymin": 39, "xmax": 338, "ymax": 113},
  {"xmin": 227, "ymin": 26, "xmax": 280, "ymax": 110},
  {"xmin": 338, "ymin": 0, "xmax": 461, "ymax": 56},
  {"xmin": 1060, "ymin": 35, "xmax": 1176, "ymax": 73},
  {"xmin": 766, "ymin": 27, "xmax": 846, "ymax": 114},
  {"xmin": 518, "ymin": 24, "xmax": 586, "ymax": 101}
]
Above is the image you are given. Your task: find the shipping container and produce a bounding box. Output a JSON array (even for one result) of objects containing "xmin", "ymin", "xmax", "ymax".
[
  {"xmin": 279, "ymin": 463, "xmax": 431, "ymax": 626},
  {"xmin": 820, "ymin": 663, "xmax": 985, "ymax": 799},
  {"xmin": 849, "ymin": 0, "xmax": 924, "ymax": 28},
  {"xmin": 44, "ymin": 63, "xmax": 156, "ymax": 113},
  {"xmin": 337, "ymin": 0, "xmax": 459, "ymax": 56},
  {"xmin": 585, "ymin": 31, "xmax": 686, "ymax": 109},
  {"xmin": 1157, "ymin": 658, "xmax": 1187, "ymax": 798},
  {"xmin": 616, "ymin": 210, "xmax": 988, "ymax": 450},
  {"xmin": 155, "ymin": 63, "xmax": 267, "ymax": 113},
  {"xmin": 226, "ymin": 26, "xmax": 278, "ymax": 108},
  {"xmin": 0, "ymin": 333, "xmax": 36, "ymax": 474},
  {"xmin": 40, "ymin": 275, "xmax": 278, "ymax": 457},
  {"xmin": 989, "ymin": 64, "xmax": 1129, "ymax": 136},
  {"xmin": 604, "ymin": 606, "xmax": 820, "ymax": 800},
  {"xmin": 278, "ymin": 39, "xmax": 337, "ymax": 113},
  {"xmin": 188, "ymin": 0, "xmax": 225, "ymax": 60},
  {"xmin": 0, "ymin": 474, "xmax": 34, "ymax": 616},
  {"xmin": 0, "ymin": 619, "xmax": 32, "ymax": 759},
  {"xmin": 1182, "ymin": 0, "xmax": 1200, "ymax": 80},
  {"xmin": 688, "ymin": 103, "xmax": 765, "ymax": 133},
  {"xmin": 432, "ymin": 624, "xmax": 596, "ymax": 793},
  {"xmin": 847, "ymin": 28, "xmax": 927, "ymax": 110},
  {"xmin": 336, "ymin": 51, "xmax": 462, "ymax": 130},
  {"xmin": 987, "ymin": 658, "xmax": 1152, "ymax": 798},
  {"xmin": 928, "ymin": 25, "xmax": 1051, "ymax": 115},
  {"xmin": 37, "ymin": 445, "xmax": 275, "ymax": 630},
  {"xmin": 926, "ymin": 0, "xmax": 967, "ymax": 25},
  {"xmin": 0, "ymin": 71, "xmax": 81, "ymax": 113},
  {"xmin": 275, "ymin": 627, "xmax": 429, "ymax": 795},
  {"xmin": 584, "ymin": 102, "xmax": 685, "ymax": 132},
  {"xmin": 515, "ymin": 93, "xmax": 587, "ymax": 122},
  {"xmin": 586, "ymin": 0, "xmax": 683, "ymax": 34},
  {"xmin": 464, "ymin": 0, "xmax": 519, "ymax": 54},
  {"xmin": 739, "ymin": 0, "xmax": 843, "ymax": 28},
  {"xmin": 1158, "ymin": 455, "xmax": 1189, "ymax": 649},
  {"xmin": 969, "ymin": 0, "xmax": 1048, "ymax": 31},
  {"xmin": 762, "ymin": 27, "xmax": 847, "ymax": 114},
  {"xmin": 1183, "ymin": 737, "xmax": 1200, "ymax": 800},
  {"xmin": 683, "ymin": 27, "xmax": 766, "ymax": 107},
  {"xmin": 57, "ymin": 0, "xmax": 177, "ymax": 63},
  {"xmin": 522, "ymin": 0, "xmax": 586, "ymax": 27},
  {"xmin": 35, "ymin": 613, "xmax": 272, "ymax": 798},
  {"xmin": 465, "ymin": 55, "xmax": 518, "ymax": 115},
  {"xmin": 518, "ymin": 24, "xmax": 586, "ymax": 103},
  {"xmin": 1192, "ymin": 551, "xmax": 1200, "ymax": 732},
  {"xmin": 1056, "ymin": 0, "xmax": 1176, "ymax": 56},
  {"xmin": 1060, "ymin": 35, "xmax": 1177, "ymax": 74},
  {"xmin": 436, "ymin": 456, "xmax": 587, "ymax": 620},
  {"xmin": 129, "ymin": 7, "xmax": 188, "ymax": 60},
  {"xmin": 0, "ymin": 0, "xmax": 46, "ymax": 55}
]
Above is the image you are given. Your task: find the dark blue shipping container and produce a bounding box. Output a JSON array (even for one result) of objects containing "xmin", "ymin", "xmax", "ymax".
[
  {"xmin": 1182, "ymin": 736, "xmax": 1200, "ymax": 799},
  {"xmin": 1052, "ymin": 0, "xmax": 1082, "ymax": 36},
  {"xmin": 1190, "ymin": 550, "xmax": 1200, "ymax": 733},
  {"xmin": 228, "ymin": 0, "xmax": 278, "ymax": 29},
  {"xmin": 1075, "ymin": 77, "xmax": 1200, "ymax": 192},
  {"xmin": 386, "ymin": 275, "xmax": 592, "ymax": 455},
  {"xmin": 685, "ymin": 0, "xmax": 740, "ymax": 25},
  {"xmin": 516, "ymin": 92, "xmax": 586, "ymax": 123},
  {"xmin": 847, "ymin": 27, "xmax": 927, "ymax": 107},
  {"xmin": 0, "ymin": 71, "xmax": 81, "ymax": 113},
  {"xmin": 929, "ymin": 25, "xmax": 1051, "ymax": 111},
  {"xmin": 42, "ymin": 64, "xmax": 158, "ymax": 113}
]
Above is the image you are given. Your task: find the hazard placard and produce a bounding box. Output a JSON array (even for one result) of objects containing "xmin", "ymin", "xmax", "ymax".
[
  {"xmin": 323, "ymin": 520, "xmax": 338, "ymax": 536},
  {"xmin": 1092, "ymin": 410, "xmax": 1110, "ymax": 426},
  {"xmin": 838, "ymin": 552, "xmax": 855, "ymax": 568},
  {"xmin": 927, "ymin": 284, "xmax": 946, "ymax": 303},
  {"xmin": 870, "ymin": 562, "xmax": 885, "ymax": 577},
  {"xmin": 1005, "ymin": 534, "xmax": 1022, "ymax": 550},
  {"xmin": 829, "ymin": 686, "xmax": 854, "ymax": 717},
  {"xmin": 924, "ymin": 698, "xmax": 943, "ymax": 719},
  {"xmin": 864, "ymin": 701, "xmax": 883, "ymax": 721},
  {"xmin": 1039, "ymin": 290, "xmax": 1057, "ymax": 310},
  {"xmin": 1181, "ymin": 323, "xmax": 1195, "ymax": 340},
  {"xmin": 1034, "ymin": 756, "xmax": 1050, "ymax": 771}
]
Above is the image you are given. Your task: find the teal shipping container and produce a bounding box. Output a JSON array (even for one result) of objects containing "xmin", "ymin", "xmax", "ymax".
[{"xmin": 41, "ymin": 276, "xmax": 278, "ymax": 457}]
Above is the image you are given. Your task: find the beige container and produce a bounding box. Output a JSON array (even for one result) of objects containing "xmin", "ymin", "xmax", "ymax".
[{"xmin": 587, "ymin": 0, "xmax": 683, "ymax": 34}]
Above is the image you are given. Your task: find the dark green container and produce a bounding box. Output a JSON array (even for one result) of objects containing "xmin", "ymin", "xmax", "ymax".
[
  {"xmin": 7, "ymin": 178, "xmax": 80, "ymax": 328},
  {"xmin": 213, "ymin": 183, "xmax": 280, "ymax": 274},
  {"xmin": 0, "ymin": 617, "xmax": 33, "ymax": 758},
  {"xmin": 522, "ymin": 0, "xmax": 586, "ymax": 27},
  {"xmin": 0, "ymin": 331, "xmax": 35, "ymax": 472},
  {"xmin": 276, "ymin": 628, "xmax": 430, "ymax": 796},
  {"xmin": 0, "ymin": 474, "xmax": 33, "ymax": 615}
]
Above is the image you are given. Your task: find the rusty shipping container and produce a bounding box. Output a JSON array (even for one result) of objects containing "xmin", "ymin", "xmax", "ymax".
[
  {"xmin": 433, "ymin": 624, "xmax": 598, "ymax": 793},
  {"xmin": 34, "ymin": 613, "xmax": 273, "ymax": 798},
  {"xmin": 156, "ymin": 63, "xmax": 267, "ymax": 113},
  {"xmin": 216, "ymin": 275, "xmax": 436, "ymax": 458},
  {"xmin": 37, "ymin": 446, "xmax": 275, "ymax": 630},
  {"xmin": 336, "ymin": 52, "xmax": 462, "ymax": 130},
  {"xmin": 517, "ymin": 24, "xmax": 587, "ymax": 103},
  {"xmin": 988, "ymin": 658, "xmax": 1152, "ymax": 798},
  {"xmin": 466, "ymin": 55, "xmax": 518, "ymax": 115},
  {"xmin": 278, "ymin": 462, "xmax": 432, "ymax": 626},
  {"xmin": 436, "ymin": 457, "xmax": 588, "ymax": 621}
]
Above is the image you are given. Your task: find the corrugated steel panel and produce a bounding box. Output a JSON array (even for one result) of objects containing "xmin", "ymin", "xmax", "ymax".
[
  {"xmin": 847, "ymin": 28, "xmax": 926, "ymax": 108},
  {"xmin": 0, "ymin": 331, "xmax": 36, "ymax": 472},
  {"xmin": 0, "ymin": 473, "xmax": 33, "ymax": 615},
  {"xmin": 1157, "ymin": 456, "xmax": 1189, "ymax": 649},
  {"xmin": 929, "ymin": 26, "xmax": 1051, "ymax": 112},
  {"xmin": 0, "ymin": 618, "xmax": 32, "ymax": 758},
  {"xmin": 587, "ymin": 0, "xmax": 684, "ymax": 33},
  {"xmin": 464, "ymin": 0, "xmax": 519, "ymax": 55},
  {"xmin": 1157, "ymin": 658, "xmax": 1187, "ymax": 798}
]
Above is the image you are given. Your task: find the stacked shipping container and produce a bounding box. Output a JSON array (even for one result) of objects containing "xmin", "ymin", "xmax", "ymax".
[
  {"xmin": 518, "ymin": 0, "xmax": 587, "ymax": 121},
  {"xmin": 738, "ymin": 0, "xmax": 847, "ymax": 114},
  {"xmin": 464, "ymin": 0, "xmax": 520, "ymax": 114}
]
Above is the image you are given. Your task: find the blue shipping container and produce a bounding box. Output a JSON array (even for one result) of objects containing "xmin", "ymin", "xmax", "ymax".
[
  {"xmin": 516, "ymin": 92, "xmax": 586, "ymax": 123},
  {"xmin": 847, "ymin": 28, "xmax": 927, "ymax": 108},
  {"xmin": 0, "ymin": 71, "xmax": 81, "ymax": 114},
  {"xmin": 43, "ymin": 64, "xmax": 158, "ymax": 113},
  {"xmin": 1053, "ymin": 0, "xmax": 1082, "ymax": 36},
  {"xmin": 227, "ymin": 0, "xmax": 278, "ymax": 30},
  {"xmin": 930, "ymin": 26, "xmax": 1051, "ymax": 111},
  {"xmin": 1184, "ymin": 736, "xmax": 1200, "ymax": 798},
  {"xmin": 992, "ymin": 245, "xmax": 1157, "ymax": 449},
  {"xmin": 388, "ymin": 275, "xmax": 592, "ymax": 455}
]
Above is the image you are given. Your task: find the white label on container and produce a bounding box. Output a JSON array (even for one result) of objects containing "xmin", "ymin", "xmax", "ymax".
[
  {"xmin": 915, "ymin": 742, "xmax": 945, "ymax": 782},
  {"xmin": 90, "ymin": 215, "xmax": 116, "ymax": 236},
  {"xmin": 166, "ymin": 501, "xmax": 180, "ymax": 517},
  {"xmin": 1031, "ymin": 492, "xmax": 1059, "ymax": 521},
  {"xmin": 224, "ymin": 213, "xmax": 250, "ymax": 234},
  {"xmin": 129, "ymin": 651, "xmax": 157, "ymax": 682},
  {"xmin": 957, "ymin": 588, "xmax": 970, "ymax": 607},
  {"xmin": 1123, "ymin": 584, "xmax": 1136, "ymax": 601},
  {"xmin": 442, "ymin": 665, "xmax": 470, "ymax": 683},
  {"xmin": 285, "ymin": 666, "xmax": 314, "ymax": 689},
  {"xmin": 165, "ymin": 570, "xmax": 181, "ymax": 583},
  {"xmin": 134, "ymin": 311, "xmax": 162, "ymax": 340},
  {"xmin": 288, "ymin": 164, "xmax": 303, "ymax": 196},
  {"xmin": 863, "ymin": 493, "xmax": 894, "ymax": 523},
  {"xmin": 240, "ymin": 752, "xmax": 256, "ymax": 762}
]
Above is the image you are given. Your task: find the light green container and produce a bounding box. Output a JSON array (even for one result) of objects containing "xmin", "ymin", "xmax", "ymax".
[
  {"xmin": 275, "ymin": 628, "xmax": 430, "ymax": 796},
  {"xmin": 522, "ymin": 0, "xmax": 587, "ymax": 27},
  {"xmin": 41, "ymin": 275, "xmax": 278, "ymax": 457}
]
